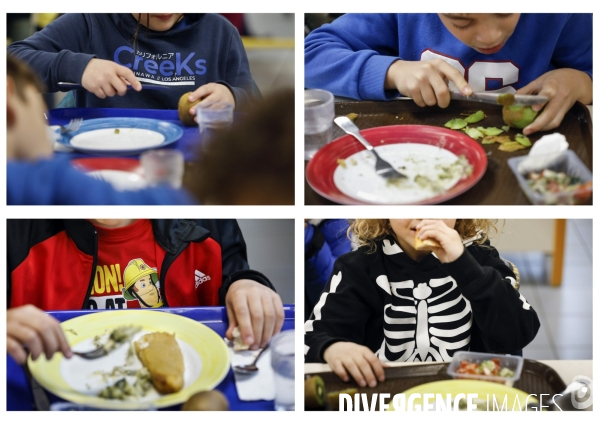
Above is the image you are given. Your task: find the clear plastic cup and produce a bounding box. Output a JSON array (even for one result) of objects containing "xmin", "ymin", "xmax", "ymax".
[
  {"xmin": 196, "ymin": 102, "xmax": 234, "ymax": 145},
  {"xmin": 140, "ymin": 149, "xmax": 184, "ymax": 188},
  {"xmin": 305, "ymin": 89, "xmax": 334, "ymax": 160},
  {"xmin": 270, "ymin": 330, "xmax": 295, "ymax": 411}
]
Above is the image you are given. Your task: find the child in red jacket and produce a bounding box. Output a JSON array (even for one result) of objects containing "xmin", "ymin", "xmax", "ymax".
[{"xmin": 8, "ymin": 219, "xmax": 284, "ymax": 363}]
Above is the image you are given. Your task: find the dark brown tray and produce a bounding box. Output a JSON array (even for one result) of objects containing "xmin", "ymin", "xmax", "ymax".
[
  {"xmin": 305, "ymin": 100, "xmax": 592, "ymax": 205},
  {"xmin": 305, "ymin": 359, "xmax": 566, "ymax": 411}
]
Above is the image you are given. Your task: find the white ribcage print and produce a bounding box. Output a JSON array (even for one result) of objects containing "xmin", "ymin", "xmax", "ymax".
[{"xmin": 376, "ymin": 276, "xmax": 472, "ymax": 362}]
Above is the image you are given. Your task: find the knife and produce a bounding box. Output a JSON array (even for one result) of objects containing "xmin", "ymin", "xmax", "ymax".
[
  {"xmin": 58, "ymin": 81, "xmax": 169, "ymax": 91},
  {"xmin": 23, "ymin": 361, "xmax": 51, "ymax": 411},
  {"xmin": 450, "ymin": 91, "xmax": 547, "ymax": 106}
]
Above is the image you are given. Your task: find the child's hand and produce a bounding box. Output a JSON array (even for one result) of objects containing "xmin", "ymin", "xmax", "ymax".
[
  {"xmin": 323, "ymin": 341, "xmax": 386, "ymax": 388},
  {"xmin": 385, "ymin": 59, "xmax": 472, "ymax": 108},
  {"xmin": 517, "ymin": 68, "xmax": 593, "ymax": 135},
  {"xmin": 7, "ymin": 305, "xmax": 72, "ymax": 364},
  {"xmin": 225, "ymin": 279, "xmax": 285, "ymax": 350},
  {"xmin": 81, "ymin": 58, "xmax": 142, "ymax": 98},
  {"xmin": 416, "ymin": 220, "xmax": 464, "ymax": 263},
  {"xmin": 188, "ymin": 83, "xmax": 236, "ymax": 117}
]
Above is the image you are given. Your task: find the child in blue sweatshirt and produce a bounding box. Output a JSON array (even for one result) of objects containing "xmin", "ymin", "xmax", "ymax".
[
  {"xmin": 8, "ymin": 13, "xmax": 257, "ymax": 116},
  {"xmin": 305, "ymin": 13, "xmax": 592, "ymax": 135}
]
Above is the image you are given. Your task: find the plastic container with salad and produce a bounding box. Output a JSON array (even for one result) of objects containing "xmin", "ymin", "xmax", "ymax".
[
  {"xmin": 447, "ymin": 351, "xmax": 524, "ymax": 387},
  {"xmin": 507, "ymin": 150, "xmax": 592, "ymax": 205}
]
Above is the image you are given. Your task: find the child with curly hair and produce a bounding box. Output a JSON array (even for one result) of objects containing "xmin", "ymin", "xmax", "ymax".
[{"xmin": 304, "ymin": 219, "xmax": 540, "ymax": 388}]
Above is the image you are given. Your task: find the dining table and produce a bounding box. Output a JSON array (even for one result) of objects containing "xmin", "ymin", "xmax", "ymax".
[
  {"xmin": 305, "ymin": 359, "xmax": 593, "ymax": 384},
  {"xmin": 305, "ymin": 99, "xmax": 593, "ymax": 205},
  {"xmin": 305, "ymin": 359, "xmax": 592, "ymax": 410},
  {"xmin": 7, "ymin": 305, "xmax": 295, "ymax": 411}
]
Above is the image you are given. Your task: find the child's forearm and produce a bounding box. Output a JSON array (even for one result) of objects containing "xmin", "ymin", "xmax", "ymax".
[
  {"xmin": 574, "ymin": 69, "xmax": 593, "ymax": 105},
  {"xmin": 384, "ymin": 60, "xmax": 402, "ymax": 90}
]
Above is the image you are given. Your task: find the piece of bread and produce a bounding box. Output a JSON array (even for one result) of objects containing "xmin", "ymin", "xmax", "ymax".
[
  {"xmin": 135, "ymin": 332, "xmax": 184, "ymax": 394},
  {"xmin": 232, "ymin": 327, "xmax": 249, "ymax": 351},
  {"xmin": 414, "ymin": 230, "xmax": 440, "ymax": 250}
]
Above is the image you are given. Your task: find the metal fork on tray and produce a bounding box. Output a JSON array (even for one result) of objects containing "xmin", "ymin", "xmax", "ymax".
[{"xmin": 59, "ymin": 118, "xmax": 83, "ymax": 134}]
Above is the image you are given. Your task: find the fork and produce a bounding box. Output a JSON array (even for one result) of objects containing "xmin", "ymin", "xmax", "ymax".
[
  {"xmin": 334, "ymin": 116, "xmax": 407, "ymax": 180},
  {"xmin": 72, "ymin": 346, "xmax": 110, "ymax": 360},
  {"xmin": 59, "ymin": 118, "xmax": 83, "ymax": 134},
  {"xmin": 72, "ymin": 325, "xmax": 141, "ymax": 360}
]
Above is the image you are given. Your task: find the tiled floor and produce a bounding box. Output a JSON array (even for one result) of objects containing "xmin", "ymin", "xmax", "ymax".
[
  {"xmin": 502, "ymin": 220, "xmax": 592, "ymax": 360},
  {"xmin": 237, "ymin": 219, "xmax": 295, "ymax": 305}
]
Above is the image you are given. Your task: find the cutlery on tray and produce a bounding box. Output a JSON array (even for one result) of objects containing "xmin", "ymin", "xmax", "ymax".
[
  {"xmin": 233, "ymin": 345, "xmax": 270, "ymax": 374},
  {"xmin": 59, "ymin": 118, "xmax": 83, "ymax": 134},
  {"xmin": 23, "ymin": 360, "xmax": 50, "ymax": 410}
]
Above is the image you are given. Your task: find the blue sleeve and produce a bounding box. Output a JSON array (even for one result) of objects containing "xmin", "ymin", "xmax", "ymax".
[
  {"xmin": 7, "ymin": 14, "xmax": 96, "ymax": 92},
  {"xmin": 305, "ymin": 224, "xmax": 335, "ymax": 308},
  {"xmin": 7, "ymin": 159, "xmax": 195, "ymax": 205},
  {"xmin": 319, "ymin": 219, "xmax": 351, "ymax": 257},
  {"xmin": 552, "ymin": 14, "xmax": 592, "ymax": 80},
  {"xmin": 304, "ymin": 220, "xmax": 352, "ymax": 308},
  {"xmin": 217, "ymin": 23, "xmax": 257, "ymax": 111},
  {"xmin": 304, "ymin": 14, "xmax": 401, "ymax": 100}
]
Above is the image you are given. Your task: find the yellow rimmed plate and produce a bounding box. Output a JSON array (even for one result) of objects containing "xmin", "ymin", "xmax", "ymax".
[
  {"xmin": 389, "ymin": 379, "xmax": 531, "ymax": 411},
  {"xmin": 27, "ymin": 310, "xmax": 230, "ymax": 410}
]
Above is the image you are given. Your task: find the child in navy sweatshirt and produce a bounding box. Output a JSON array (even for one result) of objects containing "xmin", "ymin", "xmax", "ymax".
[{"xmin": 8, "ymin": 13, "xmax": 257, "ymax": 116}]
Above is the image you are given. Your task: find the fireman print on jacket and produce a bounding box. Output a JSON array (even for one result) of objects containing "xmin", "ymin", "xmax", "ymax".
[{"xmin": 122, "ymin": 258, "xmax": 164, "ymax": 308}]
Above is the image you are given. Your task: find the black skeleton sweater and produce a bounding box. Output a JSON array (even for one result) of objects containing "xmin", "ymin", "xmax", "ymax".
[{"xmin": 304, "ymin": 236, "xmax": 540, "ymax": 363}]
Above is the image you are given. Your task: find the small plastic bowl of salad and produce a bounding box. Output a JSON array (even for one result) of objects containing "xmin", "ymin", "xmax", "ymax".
[
  {"xmin": 447, "ymin": 351, "xmax": 524, "ymax": 387},
  {"xmin": 507, "ymin": 150, "xmax": 592, "ymax": 205}
]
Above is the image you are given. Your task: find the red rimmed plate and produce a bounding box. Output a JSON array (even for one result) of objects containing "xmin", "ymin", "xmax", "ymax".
[
  {"xmin": 306, "ymin": 125, "xmax": 487, "ymax": 204},
  {"xmin": 72, "ymin": 157, "xmax": 147, "ymax": 191}
]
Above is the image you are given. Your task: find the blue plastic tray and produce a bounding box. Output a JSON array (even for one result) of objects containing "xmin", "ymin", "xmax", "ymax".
[
  {"xmin": 48, "ymin": 107, "xmax": 226, "ymax": 162},
  {"xmin": 7, "ymin": 305, "xmax": 295, "ymax": 411}
]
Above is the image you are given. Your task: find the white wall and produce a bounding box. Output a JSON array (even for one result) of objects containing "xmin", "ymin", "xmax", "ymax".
[{"xmin": 237, "ymin": 219, "xmax": 294, "ymax": 304}]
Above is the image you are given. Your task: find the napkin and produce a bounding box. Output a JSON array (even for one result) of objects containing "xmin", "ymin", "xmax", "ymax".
[
  {"xmin": 225, "ymin": 338, "xmax": 275, "ymax": 401},
  {"xmin": 516, "ymin": 133, "xmax": 569, "ymax": 175}
]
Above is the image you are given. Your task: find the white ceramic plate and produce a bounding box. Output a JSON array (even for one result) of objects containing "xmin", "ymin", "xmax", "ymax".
[
  {"xmin": 60, "ymin": 331, "xmax": 201, "ymax": 405},
  {"xmin": 28, "ymin": 311, "xmax": 230, "ymax": 410},
  {"xmin": 57, "ymin": 117, "xmax": 183, "ymax": 155},
  {"xmin": 70, "ymin": 128, "xmax": 165, "ymax": 151},
  {"xmin": 333, "ymin": 143, "xmax": 465, "ymax": 204}
]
